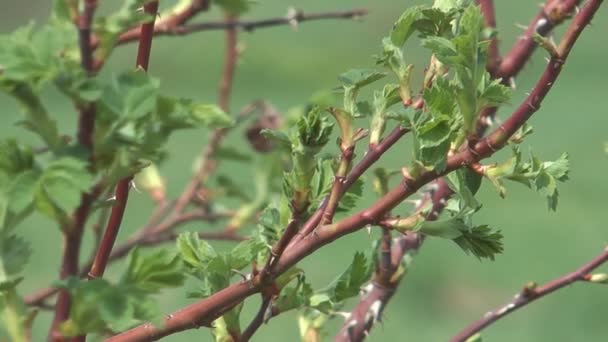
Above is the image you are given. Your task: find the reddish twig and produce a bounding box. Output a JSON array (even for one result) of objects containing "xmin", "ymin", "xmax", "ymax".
[
  {"xmin": 451, "ymin": 247, "xmax": 608, "ymax": 342},
  {"xmin": 111, "ymin": 8, "xmax": 367, "ymax": 44},
  {"xmin": 476, "ymin": 0, "xmax": 500, "ymax": 74},
  {"xmin": 49, "ymin": 1, "xmax": 99, "ymax": 339},
  {"xmin": 495, "ymin": 0, "xmax": 581, "ymax": 80},
  {"xmin": 86, "ymin": 0, "xmax": 159, "ymax": 280},
  {"xmin": 112, "ymin": 0, "xmax": 210, "ymax": 45},
  {"xmin": 241, "ymin": 296, "xmax": 272, "ymax": 342}
]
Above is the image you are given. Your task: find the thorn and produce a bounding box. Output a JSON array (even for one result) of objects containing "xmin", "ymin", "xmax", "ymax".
[
  {"xmin": 129, "ymin": 180, "xmax": 141, "ymax": 193},
  {"xmin": 360, "ymin": 283, "xmax": 374, "ymax": 296},
  {"xmin": 333, "ymin": 311, "xmax": 352, "ymax": 321},
  {"xmin": 367, "ymin": 300, "xmax": 383, "ymax": 324},
  {"xmin": 231, "ymin": 269, "xmax": 251, "ymax": 281},
  {"xmin": 404, "ymin": 199, "xmax": 422, "ymax": 207},
  {"xmin": 483, "ymin": 115, "xmax": 494, "ymax": 127},
  {"xmin": 286, "ymin": 7, "xmax": 299, "ymax": 31},
  {"xmin": 508, "ymin": 77, "xmax": 516, "ymax": 89},
  {"xmin": 106, "ymin": 195, "xmax": 117, "ymax": 202},
  {"xmin": 535, "ymin": 17, "xmax": 549, "ymax": 33},
  {"xmin": 366, "ymin": 224, "xmax": 372, "ymax": 237}
]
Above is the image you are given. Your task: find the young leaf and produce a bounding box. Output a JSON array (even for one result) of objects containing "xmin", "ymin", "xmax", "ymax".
[
  {"xmin": 453, "ymin": 225, "xmax": 504, "ymax": 261},
  {"xmin": 120, "ymin": 248, "xmax": 185, "ymax": 294}
]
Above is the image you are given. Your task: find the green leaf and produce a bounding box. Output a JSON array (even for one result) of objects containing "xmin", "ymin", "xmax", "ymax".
[
  {"xmin": 417, "ymin": 217, "xmax": 468, "ymax": 239},
  {"xmin": 274, "ymin": 274, "xmax": 313, "ymax": 313},
  {"xmin": 57, "ymin": 277, "xmax": 161, "ymax": 336},
  {"xmin": 6, "ymin": 170, "xmax": 39, "ymax": 214},
  {"xmin": 478, "ymin": 73, "xmax": 511, "ymax": 108},
  {"xmin": 486, "ymin": 149, "xmax": 569, "ymax": 210},
  {"xmin": 176, "ymin": 232, "xmax": 218, "ymax": 269},
  {"xmin": 453, "ymin": 225, "xmax": 503, "ymax": 261},
  {"xmin": 100, "ymin": 69, "xmax": 159, "ymax": 121},
  {"xmin": 412, "ymin": 113, "xmax": 455, "ymax": 172},
  {"xmin": 0, "ymin": 235, "xmax": 31, "ymax": 280},
  {"xmin": 312, "ymin": 251, "xmax": 374, "ymax": 313},
  {"xmin": 226, "ymin": 239, "xmax": 265, "ymax": 271},
  {"xmin": 260, "ymin": 129, "xmax": 292, "ymax": 152},
  {"xmin": 256, "ymin": 207, "xmax": 282, "ymax": 246},
  {"xmin": 446, "ymin": 168, "xmax": 482, "ymax": 210},
  {"xmin": 338, "ymin": 69, "xmax": 386, "ymax": 88},
  {"xmin": 189, "ymin": 103, "xmax": 234, "ymax": 128},
  {"xmin": 390, "ymin": 6, "xmax": 425, "ymax": 46},
  {"xmin": 120, "ymin": 248, "xmax": 185, "ymax": 294},
  {"xmin": 0, "ymin": 139, "xmax": 34, "ymax": 176},
  {"xmin": 423, "ymin": 77, "xmax": 457, "ymax": 117}
]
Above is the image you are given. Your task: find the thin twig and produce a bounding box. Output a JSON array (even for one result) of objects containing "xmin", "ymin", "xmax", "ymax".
[
  {"xmin": 49, "ymin": 1, "xmax": 99, "ymax": 339},
  {"xmin": 476, "ymin": 0, "xmax": 500, "ymax": 74},
  {"xmin": 73, "ymin": 3, "xmax": 161, "ymax": 342},
  {"xmin": 111, "ymin": 8, "xmax": 368, "ymax": 44},
  {"xmin": 86, "ymin": 0, "xmax": 159, "ymax": 280},
  {"xmin": 241, "ymin": 296, "xmax": 272, "ymax": 342},
  {"xmin": 450, "ymin": 247, "xmax": 608, "ymax": 342}
]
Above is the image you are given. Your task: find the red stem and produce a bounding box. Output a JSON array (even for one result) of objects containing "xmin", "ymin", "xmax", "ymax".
[
  {"xmin": 495, "ymin": 0, "xmax": 581, "ymax": 80},
  {"xmin": 49, "ymin": 1, "xmax": 98, "ymax": 339},
  {"xmin": 75, "ymin": 3, "xmax": 159, "ymax": 342},
  {"xmin": 476, "ymin": 0, "xmax": 500, "ymax": 74},
  {"xmin": 451, "ymin": 247, "xmax": 608, "ymax": 342}
]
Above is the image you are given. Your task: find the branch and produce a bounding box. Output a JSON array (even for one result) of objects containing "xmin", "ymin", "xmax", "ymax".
[
  {"xmin": 476, "ymin": 0, "xmax": 500, "ymax": 73},
  {"xmin": 240, "ymin": 296, "xmax": 272, "ymax": 342},
  {"xmin": 75, "ymin": 4, "xmax": 159, "ymax": 341},
  {"xmin": 335, "ymin": 180, "xmax": 449, "ymax": 342},
  {"xmin": 451, "ymin": 247, "xmax": 608, "ymax": 342},
  {"xmin": 173, "ymin": 13, "xmax": 240, "ymax": 215},
  {"xmin": 112, "ymin": 8, "xmax": 368, "ymax": 44},
  {"xmin": 496, "ymin": 0, "xmax": 581, "ymax": 80},
  {"xmin": 113, "ymin": 0, "xmax": 210, "ymax": 45},
  {"xmin": 338, "ymin": 0, "xmax": 601, "ymax": 339},
  {"xmin": 107, "ymin": 1, "xmax": 601, "ymax": 340},
  {"xmin": 49, "ymin": 1, "xmax": 99, "ymax": 339},
  {"xmin": 476, "ymin": 0, "xmax": 581, "ymax": 132}
]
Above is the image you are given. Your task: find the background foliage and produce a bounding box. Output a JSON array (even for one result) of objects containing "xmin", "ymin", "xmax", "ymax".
[{"xmin": 0, "ymin": 0, "xmax": 606, "ymax": 341}]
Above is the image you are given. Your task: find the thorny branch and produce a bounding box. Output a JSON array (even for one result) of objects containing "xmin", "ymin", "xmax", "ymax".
[
  {"xmin": 337, "ymin": 0, "xmax": 594, "ymax": 340},
  {"xmin": 106, "ymin": 0, "xmax": 602, "ymax": 340},
  {"xmin": 110, "ymin": 8, "xmax": 368, "ymax": 44},
  {"xmin": 49, "ymin": 0, "xmax": 99, "ymax": 340},
  {"xmin": 450, "ymin": 247, "xmax": 608, "ymax": 342}
]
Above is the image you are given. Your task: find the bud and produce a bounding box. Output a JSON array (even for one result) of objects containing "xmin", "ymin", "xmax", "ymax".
[
  {"xmin": 586, "ymin": 273, "xmax": 608, "ymax": 284},
  {"xmin": 133, "ymin": 163, "xmax": 166, "ymax": 202}
]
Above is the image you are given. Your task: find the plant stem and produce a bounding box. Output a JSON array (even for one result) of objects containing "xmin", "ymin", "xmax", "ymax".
[
  {"xmin": 111, "ymin": 8, "xmax": 368, "ymax": 44},
  {"xmin": 451, "ymin": 247, "xmax": 608, "ymax": 342},
  {"xmin": 75, "ymin": 3, "xmax": 159, "ymax": 341},
  {"xmin": 476, "ymin": 0, "xmax": 500, "ymax": 73},
  {"xmin": 49, "ymin": 1, "xmax": 98, "ymax": 339}
]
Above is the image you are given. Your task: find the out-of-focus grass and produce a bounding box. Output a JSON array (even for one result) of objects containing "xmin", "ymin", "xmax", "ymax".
[{"xmin": 1, "ymin": 1, "xmax": 607, "ymax": 341}]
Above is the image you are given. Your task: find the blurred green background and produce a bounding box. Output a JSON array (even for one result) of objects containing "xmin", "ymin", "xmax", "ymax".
[{"xmin": 1, "ymin": 1, "xmax": 607, "ymax": 341}]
